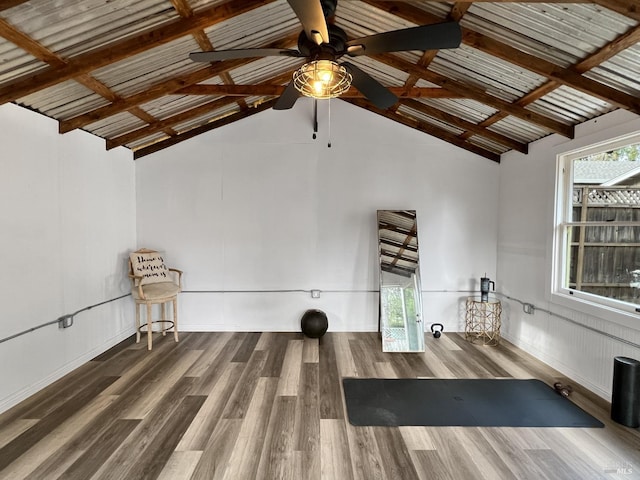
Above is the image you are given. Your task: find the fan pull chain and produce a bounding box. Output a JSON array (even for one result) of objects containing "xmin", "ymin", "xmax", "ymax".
[
  {"xmin": 313, "ymin": 99, "xmax": 318, "ymax": 139},
  {"xmin": 328, "ymin": 98, "xmax": 331, "ymax": 148}
]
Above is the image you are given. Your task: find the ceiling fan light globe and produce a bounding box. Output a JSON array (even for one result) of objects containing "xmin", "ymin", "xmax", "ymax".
[
  {"xmin": 317, "ymin": 69, "xmax": 333, "ymax": 84},
  {"xmin": 313, "ymin": 80, "xmax": 325, "ymax": 95},
  {"xmin": 293, "ymin": 60, "xmax": 352, "ymax": 100}
]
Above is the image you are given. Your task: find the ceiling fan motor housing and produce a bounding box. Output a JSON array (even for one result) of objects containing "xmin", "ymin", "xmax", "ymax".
[{"xmin": 297, "ymin": 23, "xmax": 348, "ymax": 60}]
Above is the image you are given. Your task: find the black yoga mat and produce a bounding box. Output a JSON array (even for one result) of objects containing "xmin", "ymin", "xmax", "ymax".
[{"xmin": 343, "ymin": 378, "xmax": 604, "ymax": 428}]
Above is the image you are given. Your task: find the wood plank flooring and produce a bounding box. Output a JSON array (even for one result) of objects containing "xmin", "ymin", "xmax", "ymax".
[{"xmin": 1, "ymin": 332, "xmax": 640, "ymax": 479}]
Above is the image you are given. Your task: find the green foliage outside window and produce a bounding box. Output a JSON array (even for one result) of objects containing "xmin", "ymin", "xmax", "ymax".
[{"xmin": 583, "ymin": 144, "xmax": 640, "ymax": 162}]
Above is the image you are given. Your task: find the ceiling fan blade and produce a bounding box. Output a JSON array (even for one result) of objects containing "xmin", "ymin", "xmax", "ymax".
[
  {"xmin": 287, "ymin": 0, "xmax": 329, "ymax": 45},
  {"xmin": 346, "ymin": 22, "xmax": 461, "ymax": 56},
  {"xmin": 342, "ymin": 62, "xmax": 397, "ymax": 110},
  {"xmin": 189, "ymin": 49, "xmax": 303, "ymax": 62},
  {"xmin": 273, "ymin": 81, "xmax": 300, "ymax": 110}
]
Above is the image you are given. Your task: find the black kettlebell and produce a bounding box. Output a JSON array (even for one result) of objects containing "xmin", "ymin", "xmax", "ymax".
[{"xmin": 430, "ymin": 323, "xmax": 443, "ymax": 338}]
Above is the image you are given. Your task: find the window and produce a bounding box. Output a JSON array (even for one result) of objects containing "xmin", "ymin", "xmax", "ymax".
[{"xmin": 554, "ymin": 133, "xmax": 640, "ymax": 315}]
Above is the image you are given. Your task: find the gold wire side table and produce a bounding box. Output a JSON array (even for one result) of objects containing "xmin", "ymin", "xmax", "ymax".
[{"xmin": 465, "ymin": 297, "xmax": 502, "ymax": 346}]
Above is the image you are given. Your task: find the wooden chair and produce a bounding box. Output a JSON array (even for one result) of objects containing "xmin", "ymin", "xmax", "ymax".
[{"xmin": 128, "ymin": 248, "xmax": 183, "ymax": 350}]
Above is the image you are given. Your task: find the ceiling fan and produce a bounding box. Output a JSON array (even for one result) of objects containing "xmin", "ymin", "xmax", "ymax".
[{"xmin": 189, "ymin": 0, "xmax": 461, "ymax": 111}]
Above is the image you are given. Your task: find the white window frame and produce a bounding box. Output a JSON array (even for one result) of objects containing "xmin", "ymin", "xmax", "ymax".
[{"xmin": 552, "ymin": 131, "xmax": 640, "ymax": 325}]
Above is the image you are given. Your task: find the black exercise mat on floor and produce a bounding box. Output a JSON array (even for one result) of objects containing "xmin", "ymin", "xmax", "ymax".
[{"xmin": 343, "ymin": 378, "xmax": 604, "ymax": 427}]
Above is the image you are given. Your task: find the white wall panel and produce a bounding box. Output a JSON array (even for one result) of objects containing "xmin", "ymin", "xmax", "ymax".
[
  {"xmin": 0, "ymin": 103, "xmax": 136, "ymax": 413},
  {"xmin": 136, "ymin": 99, "xmax": 500, "ymax": 334}
]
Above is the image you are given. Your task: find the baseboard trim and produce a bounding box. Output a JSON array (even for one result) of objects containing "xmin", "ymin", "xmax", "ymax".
[
  {"xmin": 501, "ymin": 331, "xmax": 610, "ymax": 401},
  {"xmin": 0, "ymin": 327, "xmax": 136, "ymax": 414}
]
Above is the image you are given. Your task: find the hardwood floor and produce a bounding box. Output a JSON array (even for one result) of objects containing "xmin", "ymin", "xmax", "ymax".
[{"xmin": 1, "ymin": 332, "xmax": 639, "ymax": 479}]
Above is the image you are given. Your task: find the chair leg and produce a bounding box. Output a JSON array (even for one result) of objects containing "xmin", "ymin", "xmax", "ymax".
[
  {"xmin": 146, "ymin": 302, "xmax": 153, "ymax": 350},
  {"xmin": 135, "ymin": 303, "xmax": 141, "ymax": 344},
  {"xmin": 173, "ymin": 298, "xmax": 179, "ymax": 342},
  {"xmin": 161, "ymin": 302, "xmax": 167, "ymax": 336}
]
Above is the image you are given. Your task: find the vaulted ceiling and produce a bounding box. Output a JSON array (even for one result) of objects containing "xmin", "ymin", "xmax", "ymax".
[{"xmin": 1, "ymin": 0, "xmax": 639, "ymax": 162}]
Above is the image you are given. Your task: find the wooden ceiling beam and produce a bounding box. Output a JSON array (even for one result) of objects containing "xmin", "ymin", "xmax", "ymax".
[
  {"xmin": 573, "ymin": 25, "xmax": 640, "ymax": 73},
  {"xmin": 133, "ymin": 99, "xmax": 278, "ymax": 159},
  {"xmin": 0, "ymin": 17, "xmax": 65, "ymax": 66},
  {"xmin": 176, "ymin": 84, "xmax": 461, "ymax": 98},
  {"xmin": 345, "ymin": 99, "xmax": 501, "ymax": 163},
  {"xmin": 593, "ymin": 0, "xmax": 640, "ymax": 21},
  {"xmin": 458, "ymin": 82, "xmax": 556, "ymax": 142},
  {"xmin": 107, "ymin": 71, "xmax": 296, "ymax": 149},
  {"xmin": 58, "ymin": 33, "xmax": 300, "ymax": 134},
  {"xmin": 458, "ymin": 24, "xmax": 640, "ymax": 141},
  {"xmin": 373, "ymin": 53, "xmax": 573, "ymax": 138},
  {"xmin": 170, "ymin": 0, "xmax": 249, "ymax": 112},
  {"xmin": 107, "ymin": 96, "xmax": 240, "ymax": 150},
  {"xmin": 400, "ymin": 99, "xmax": 528, "ymax": 153},
  {"xmin": 169, "ymin": 0, "xmax": 194, "ymax": 18},
  {"xmin": 368, "ymin": 1, "xmax": 640, "ymax": 114},
  {"xmin": 59, "ymin": 65, "xmax": 222, "ymax": 133},
  {"xmin": 450, "ymin": 3, "xmax": 473, "ymax": 21},
  {"xmin": 0, "ymin": 0, "xmax": 278, "ymax": 105},
  {"xmin": 462, "ymin": 30, "xmax": 640, "ymax": 114},
  {"xmin": 0, "ymin": 17, "xmax": 177, "ymax": 137},
  {"xmin": 0, "ymin": 1, "xmax": 28, "ymax": 11}
]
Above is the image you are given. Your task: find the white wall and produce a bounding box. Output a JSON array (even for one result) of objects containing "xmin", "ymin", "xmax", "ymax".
[
  {"xmin": 0, "ymin": 103, "xmax": 136, "ymax": 412},
  {"xmin": 136, "ymin": 99, "xmax": 500, "ymax": 333},
  {"xmin": 498, "ymin": 108, "xmax": 640, "ymax": 399}
]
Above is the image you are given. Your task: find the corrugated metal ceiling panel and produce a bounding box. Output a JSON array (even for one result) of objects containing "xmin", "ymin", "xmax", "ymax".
[
  {"xmin": 173, "ymin": 103, "xmax": 241, "ymax": 132},
  {"xmin": 587, "ymin": 43, "xmax": 640, "ymax": 96},
  {"xmin": 430, "ymin": 44, "xmax": 548, "ymax": 103},
  {"xmin": 414, "ymin": 78, "xmax": 447, "ymax": 89},
  {"xmin": 128, "ymin": 131, "xmax": 168, "ymax": 150},
  {"xmin": 4, "ymin": 0, "xmax": 179, "ymax": 58},
  {"xmin": 528, "ymin": 85, "xmax": 615, "ymax": 124},
  {"xmin": 397, "ymin": 104, "xmax": 465, "ymax": 136},
  {"xmin": 189, "ymin": 0, "xmax": 232, "ymax": 12},
  {"xmin": 91, "ymin": 35, "xmax": 203, "ymax": 98},
  {"xmin": 17, "ymin": 79, "xmax": 108, "ymax": 120},
  {"xmin": 413, "ymin": 97, "xmax": 498, "ymax": 124},
  {"xmin": 87, "ymin": 111, "xmax": 147, "ymax": 138},
  {"xmin": 468, "ymin": 134, "xmax": 510, "ymax": 155},
  {"xmin": 337, "ymin": 1, "xmax": 417, "ymax": 37},
  {"xmin": 462, "ymin": 2, "xmax": 637, "ymax": 68},
  {"xmin": 0, "ymin": 39, "xmax": 45, "ymax": 82},
  {"xmin": 392, "ymin": 50, "xmax": 426, "ymax": 65},
  {"xmin": 487, "ymin": 116, "xmax": 551, "ymax": 144},
  {"xmin": 203, "ymin": 1, "xmax": 299, "ymax": 50},
  {"xmin": 344, "ymin": 57, "xmax": 410, "ymax": 87},
  {"xmin": 410, "ymin": 1, "xmax": 454, "ymax": 19},
  {"xmin": 140, "ymin": 94, "xmax": 225, "ymax": 121},
  {"xmin": 229, "ymin": 57, "xmax": 301, "ymax": 85},
  {"xmin": 197, "ymin": 76, "xmax": 224, "ymax": 86}
]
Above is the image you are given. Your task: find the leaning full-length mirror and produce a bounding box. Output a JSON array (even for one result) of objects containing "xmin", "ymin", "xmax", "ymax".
[{"xmin": 377, "ymin": 210, "xmax": 425, "ymax": 352}]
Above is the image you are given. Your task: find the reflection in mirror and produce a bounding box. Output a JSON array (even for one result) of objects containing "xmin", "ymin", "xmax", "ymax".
[{"xmin": 377, "ymin": 210, "xmax": 425, "ymax": 352}]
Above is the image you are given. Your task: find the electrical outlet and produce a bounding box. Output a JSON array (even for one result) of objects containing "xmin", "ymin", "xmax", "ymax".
[
  {"xmin": 58, "ymin": 315, "xmax": 74, "ymax": 328},
  {"xmin": 523, "ymin": 303, "xmax": 535, "ymax": 315},
  {"xmin": 311, "ymin": 289, "xmax": 321, "ymax": 298}
]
